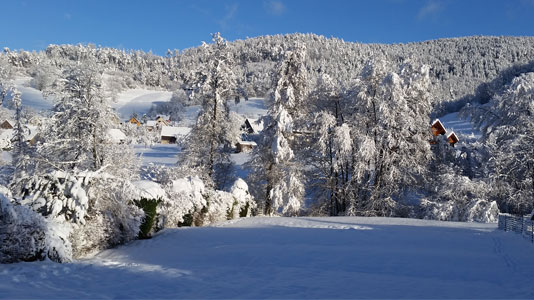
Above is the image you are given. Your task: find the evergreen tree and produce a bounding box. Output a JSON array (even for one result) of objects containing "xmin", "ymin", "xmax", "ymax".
[
  {"xmin": 179, "ymin": 33, "xmax": 238, "ymax": 188},
  {"xmin": 248, "ymin": 45, "xmax": 307, "ymax": 216}
]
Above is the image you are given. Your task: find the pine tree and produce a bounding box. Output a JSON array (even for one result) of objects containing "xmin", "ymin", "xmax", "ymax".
[
  {"xmin": 248, "ymin": 45, "xmax": 307, "ymax": 216},
  {"xmin": 10, "ymin": 88, "xmax": 32, "ymax": 189},
  {"xmin": 179, "ymin": 33, "xmax": 238, "ymax": 188}
]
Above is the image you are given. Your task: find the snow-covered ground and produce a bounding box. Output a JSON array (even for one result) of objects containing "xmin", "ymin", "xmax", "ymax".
[
  {"xmin": 134, "ymin": 144, "xmax": 181, "ymax": 167},
  {"xmin": 13, "ymin": 77, "xmax": 54, "ymax": 112},
  {"xmin": 112, "ymin": 89, "xmax": 173, "ymax": 119},
  {"xmin": 1, "ymin": 217, "xmax": 533, "ymax": 299},
  {"xmin": 439, "ymin": 111, "xmax": 481, "ymax": 140}
]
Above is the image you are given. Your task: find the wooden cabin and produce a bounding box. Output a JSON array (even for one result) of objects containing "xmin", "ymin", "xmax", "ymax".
[
  {"xmin": 236, "ymin": 141, "xmax": 257, "ymax": 153},
  {"xmin": 0, "ymin": 120, "xmax": 13, "ymax": 129},
  {"xmin": 241, "ymin": 119, "xmax": 255, "ymax": 134},
  {"xmin": 447, "ymin": 131, "xmax": 459, "ymax": 146},
  {"xmin": 155, "ymin": 116, "xmax": 170, "ymax": 127},
  {"xmin": 160, "ymin": 126, "xmax": 191, "ymax": 144},
  {"xmin": 129, "ymin": 117, "xmax": 141, "ymax": 126},
  {"xmin": 431, "ymin": 119, "xmax": 446, "ymax": 136}
]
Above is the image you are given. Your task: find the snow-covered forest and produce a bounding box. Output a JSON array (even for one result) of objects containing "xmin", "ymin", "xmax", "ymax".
[{"xmin": 1, "ymin": 33, "xmax": 533, "ymax": 264}]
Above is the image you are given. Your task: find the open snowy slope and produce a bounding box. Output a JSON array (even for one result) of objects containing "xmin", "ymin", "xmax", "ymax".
[
  {"xmin": 2, "ymin": 217, "xmax": 533, "ymax": 299},
  {"xmin": 439, "ymin": 111, "xmax": 481, "ymax": 140},
  {"xmin": 13, "ymin": 77, "xmax": 54, "ymax": 112},
  {"xmin": 112, "ymin": 89, "xmax": 173, "ymax": 119}
]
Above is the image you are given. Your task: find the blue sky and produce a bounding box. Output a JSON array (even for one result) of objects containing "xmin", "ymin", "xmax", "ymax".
[{"xmin": 1, "ymin": 0, "xmax": 533, "ymax": 55}]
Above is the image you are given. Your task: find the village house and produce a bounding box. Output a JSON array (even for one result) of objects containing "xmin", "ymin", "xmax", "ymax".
[
  {"xmin": 128, "ymin": 117, "xmax": 141, "ymax": 126},
  {"xmin": 430, "ymin": 119, "xmax": 460, "ymax": 146},
  {"xmin": 107, "ymin": 128, "xmax": 127, "ymax": 144},
  {"xmin": 236, "ymin": 140, "xmax": 257, "ymax": 153},
  {"xmin": 447, "ymin": 131, "xmax": 459, "ymax": 146},
  {"xmin": 160, "ymin": 126, "xmax": 191, "ymax": 144},
  {"xmin": 0, "ymin": 120, "xmax": 14, "ymax": 130}
]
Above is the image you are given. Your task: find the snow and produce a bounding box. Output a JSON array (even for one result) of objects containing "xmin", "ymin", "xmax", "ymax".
[
  {"xmin": 2, "ymin": 216, "xmax": 534, "ymax": 299},
  {"xmin": 13, "ymin": 77, "xmax": 54, "ymax": 112},
  {"xmin": 134, "ymin": 144, "xmax": 180, "ymax": 167},
  {"xmin": 132, "ymin": 180, "xmax": 166, "ymax": 200},
  {"xmin": 112, "ymin": 89, "xmax": 172, "ymax": 119},
  {"xmin": 106, "ymin": 128, "xmax": 126, "ymax": 143},
  {"xmin": 227, "ymin": 97, "xmax": 268, "ymax": 119},
  {"xmin": 439, "ymin": 111, "xmax": 481, "ymax": 139},
  {"xmin": 160, "ymin": 126, "xmax": 191, "ymax": 138}
]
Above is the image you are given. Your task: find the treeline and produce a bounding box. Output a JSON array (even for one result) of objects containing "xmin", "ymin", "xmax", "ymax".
[{"xmin": 3, "ymin": 34, "xmax": 534, "ymax": 112}]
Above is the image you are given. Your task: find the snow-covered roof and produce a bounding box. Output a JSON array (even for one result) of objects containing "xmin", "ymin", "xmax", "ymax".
[
  {"xmin": 247, "ymin": 118, "xmax": 264, "ymax": 133},
  {"xmin": 238, "ymin": 141, "xmax": 257, "ymax": 146},
  {"xmin": 431, "ymin": 119, "xmax": 442, "ymax": 126},
  {"xmin": 146, "ymin": 120, "xmax": 157, "ymax": 127},
  {"xmin": 161, "ymin": 126, "xmax": 191, "ymax": 137},
  {"xmin": 107, "ymin": 128, "xmax": 126, "ymax": 143}
]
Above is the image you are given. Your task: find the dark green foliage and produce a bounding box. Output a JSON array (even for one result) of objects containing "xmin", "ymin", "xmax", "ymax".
[
  {"xmin": 239, "ymin": 202, "xmax": 251, "ymax": 218},
  {"xmin": 178, "ymin": 213, "xmax": 193, "ymax": 227},
  {"xmin": 134, "ymin": 198, "xmax": 161, "ymax": 239}
]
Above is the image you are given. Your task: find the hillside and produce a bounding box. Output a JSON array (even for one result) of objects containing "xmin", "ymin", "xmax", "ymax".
[{"xmin": 3, "ymin": 35, "xmax": 534, "ymax": 114}]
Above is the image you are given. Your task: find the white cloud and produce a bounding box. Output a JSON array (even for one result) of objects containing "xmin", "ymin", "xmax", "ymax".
[
  {"xmin": 417, "ymin": 0, "xmax": 443, "ymax": 20},
  {"xmin": 219, "ymin": 3, "xmax": 239, "ymax": 29},
  {"xmin": 264, "ymin": 0, "xmax": 286, "ymax": 16}
]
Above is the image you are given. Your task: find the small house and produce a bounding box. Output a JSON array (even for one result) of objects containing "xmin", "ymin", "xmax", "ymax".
[
  {"xmin": 431, "ymin": 119, "xmax": 446, "ymax": 136},
  {"xmin": 241, "ymin": 119, "xmax": 255, "ymax": 134},
  {"xmin": 129, "ymin": 117, "xmax": 141, "ymax": 126},
  {"xmin": 236, "ymin": 141, "xmax": 257, "ymax": 153},
  {"xmin": 447, "ymin": 131, "xmax": 459, "ymax": 146},
  {"xmin": 145, "ymin": 120, "xmax": 157, "ymax": 131},
  {"xmin": 0, "ymin": 120, "xmax": 14, "ymax": 130},
  {"xmin": 107, "ymin": 128, "xmax": 127, "ymax": 144},
  {"xmin": 160, "ymin": 126, "xmax": 191, "ymax": 144}
]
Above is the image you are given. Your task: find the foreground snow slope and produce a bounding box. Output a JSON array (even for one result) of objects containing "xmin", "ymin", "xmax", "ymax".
[{"xmin": 2, "ymin": 217, "xmax": 533, "ymax": 299}]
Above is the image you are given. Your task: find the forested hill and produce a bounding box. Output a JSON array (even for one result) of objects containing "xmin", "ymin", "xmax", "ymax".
[{"xmin": 3, "ymin": 34, "xmax": 534, "ymax": 112}]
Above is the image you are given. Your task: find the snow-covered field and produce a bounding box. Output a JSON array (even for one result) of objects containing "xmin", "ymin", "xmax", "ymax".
[
  {"xmin": 113, "ymin": 89, "xmax": 173, "ymax": 118},
  {"xmin": 13, "ymin": 77, "xmax": 54, "ymax": 112},
  {"xmin": 1, "ymin": 217, "xmax": 533, "ymax": 299}
]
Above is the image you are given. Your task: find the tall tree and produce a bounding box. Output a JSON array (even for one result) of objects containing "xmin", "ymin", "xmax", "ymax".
[
  {"xmin": 349, "ymin": 61, "xmax": 433, "ymax": 216},
  {"xmin": 466, "ymin": 72, "xmax": 534, "ymax": 214},
  {"xmin": 248, "ymin": 45, "xmax": 307, "ymax": 216},
  {"xmin": 179, "ymin": 33, "xmax": 238, "ymax": 188}
]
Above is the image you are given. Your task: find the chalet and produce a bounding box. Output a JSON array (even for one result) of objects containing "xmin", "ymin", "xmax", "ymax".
[
  {"xmin": 156, "ymin": 115, "xmax": 171, "ymax": 122},
  {"xmin": 431, "ymin": 119, "xmax": 446, "ymax": 136},
  {"xmin": 145, "ymin": 120, "xmax": 157, "ymax": 131},
  {"xmin": 107, "ymin": 128, "xmax": 127, "ymax": 144},
  {"xmin": 0, "ymin": 120, "xmax": 14, "ymax": 130},
  {"xmin": 160, "ymin": 126, "xmax": 191, "ymax": 144},
  {"xmin": 447, "ymin": 131, "xmax": 459, "ymax": 146},
  {"xmin": 241, "ymin": 119, "xmax": 255, "ymax": 134},
  {"xmin": 236, "ymin": 141, "xmax": 257, "ymax": 153},
  {"xmin": 129, "ymin": 117, "xmax": 141, "ymax": 126}
]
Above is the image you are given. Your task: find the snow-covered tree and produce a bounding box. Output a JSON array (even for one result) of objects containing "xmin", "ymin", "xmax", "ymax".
[
  {"xmin": 465, "ymin": 72, "xmax": 534, "ymax": 214},
  {"xmin": 10, "ymin": 88, "xmax": 32, "ymax": 190},
  {"xmin": 179, "ymin": 33, "xmax": 238, "ymax": 188},
  {"xmin": 348, "ymin": 61, "xmax": 433, "ymax": 216},
  {"xmin": 248, "ymin": 45, "xmax": 307, "ymax": 216}
]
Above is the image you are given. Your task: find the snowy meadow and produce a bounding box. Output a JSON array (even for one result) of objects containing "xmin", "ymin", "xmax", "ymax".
[{"xmin": 2, "ymin": 217, "xmax": 534, "ymax": 299}]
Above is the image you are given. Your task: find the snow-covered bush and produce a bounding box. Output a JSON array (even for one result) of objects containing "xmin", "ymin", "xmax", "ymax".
[
  {"xmin": 419, "ymin": 198, "xmax": 499, "ymax": 223},
  {"xmin": 157, "ymin": 176, "xmax": 206, "ymax": 228},
  {"xmin": 0, "ymin": 191, "xmax": 72, "ymax": 263}
]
